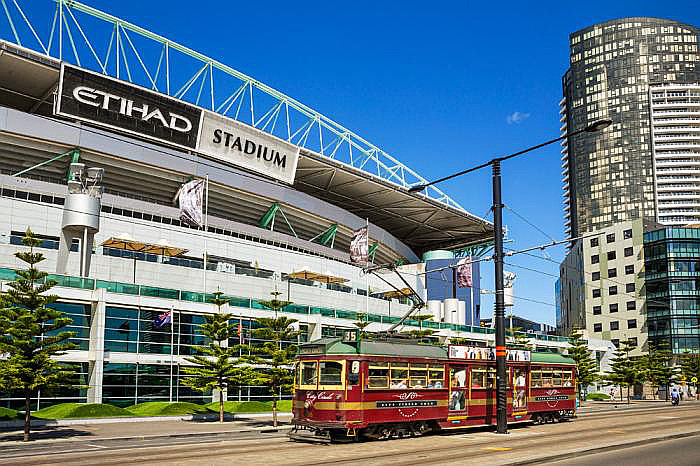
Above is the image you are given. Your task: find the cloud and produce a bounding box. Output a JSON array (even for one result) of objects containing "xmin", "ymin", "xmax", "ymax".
[{"xmin": 506, "ymin": 111, "xmax": 531, "ymax": 124}]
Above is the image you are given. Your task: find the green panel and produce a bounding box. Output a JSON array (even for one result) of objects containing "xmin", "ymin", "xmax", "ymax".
[
  {"xmin": 95, "ymin": 280, "xmax": 139, "ymax": 295},
  {"xmin": 335, "ymin": 309, "xmax": 357, "ymax": 320},
  {"xmin": 228, "ymin": 296, "xmax": 251, "ymax": 308},
  {"xmin": 257, "ymin": 202, "xmax": 280, "ymax": 229},
  {"xmin": 282, "ymin": 303, "xmax": 309, "ymax": 314},
  {"xmin": 422, "ymin": 250, "xmax": 454, "ymax": 261},
  {"xmin": 181, "ymin": 291, "xmax": 206, "ymax": 303},
  {"xmin": 0, "ymin": 267, "xmax": 18, "ymax": 280},
  {"xmin": 140, "ymin": 286, "xmax": 179, "ymax": 299},
  {"xmin": 531, "ymin": 352, "xmax": 575, "ymax": 365},
  {"xmin": 48, "ymin": 274, "xmax": 94, "ymax": 290},
  {"xmin": 314, "ymin": 224, "xmax": 338, "ymax": 246}
]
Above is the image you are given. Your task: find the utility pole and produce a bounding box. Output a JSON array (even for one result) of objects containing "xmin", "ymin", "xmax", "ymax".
[{"xmin": 492, "ymin": 159, "xmax": 508, "ymax": 434}]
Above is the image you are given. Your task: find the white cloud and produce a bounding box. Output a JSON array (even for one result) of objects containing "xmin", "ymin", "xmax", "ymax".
[{"xmin": 506, "ymin": 111, "xmax": 531, "ymax": 124}]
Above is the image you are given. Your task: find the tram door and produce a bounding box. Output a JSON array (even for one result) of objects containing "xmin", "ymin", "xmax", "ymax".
[
  {"xmin": 512, "ymin": 367, "xmax": 528, "ymax": 413},
  {"xmin": 449, "ymin": 365, "xmax": 469, "ymax": 415}
]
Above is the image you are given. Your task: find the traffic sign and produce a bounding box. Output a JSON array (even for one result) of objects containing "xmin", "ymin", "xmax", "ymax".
[{"xmin": 692, "ymin": 377, "xmax": 698, "ymax": 384}]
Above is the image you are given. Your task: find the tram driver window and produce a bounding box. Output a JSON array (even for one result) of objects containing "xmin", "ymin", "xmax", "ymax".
[
  {"xmin": 428, "ymin": 364, "xmax": 445, "ymax": 388},
  {"xmin": 319, "ymin": 361, "xmax": 344, "ymax": 387},
  {"xmin": 471, "ymin": 369, "xmax": 485, "ymax": 388},
  {"xmin": 301, "ymin": 361, "xmax": 318, "ymax": 387},
  {"xmin": 368, "ymin": 362, "xmax": 389, "ymax": 388},
  {"xmin": 562, "ymin": 370, "xmax": 573, "ymax": 387}
]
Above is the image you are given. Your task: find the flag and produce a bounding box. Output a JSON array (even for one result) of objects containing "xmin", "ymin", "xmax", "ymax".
[
  {"xmin": 238, "ymin": 320, "xmax": 244, "ymax": 344},
  {"xmin": 154, "ymin": 310, "xmax": 172, "ymax": 328},
  {"xmin": 177, "ymin": 179, "xmax": 205, "ymax": 227},
  {"xmin": 456, "ymin": 257, "xmax": 473, "ymax": 287},
  {"xmin": 350, "ymin": 226, "xmax": 369, "ymax": 265}
]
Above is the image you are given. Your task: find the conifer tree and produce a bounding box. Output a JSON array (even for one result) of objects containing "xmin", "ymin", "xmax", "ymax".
[
  {"xmin": 243, "ymin": 292, "xmax": 300, "ymax": 427},
  {"xmin": 680, "ymin": 352, "xmax": 700, "ymax": 400},
  {"xmin": 506, "ymin": 326, "xmax": 533, "ymax": 350},
  {"xmin": 353, "ymin": 313, "xmax": 372, "ymax": 340},
  {"xmin": 638, "ymin": 342, "xmax": 675, "ymax": 400},
  {"xmin": 0, "ymin": 229, "xmax": 77, "ymax": 441},
  {"xmin": 567, "ymin": 328, "xmax": 597, "ymax": 402},
  {"xmin": 605, "ymin": 340, "xmax": 640, "ymax": 404},
  {"xmin": 181, "ymin": 292, "xmax": 246, "ymax": 423}
]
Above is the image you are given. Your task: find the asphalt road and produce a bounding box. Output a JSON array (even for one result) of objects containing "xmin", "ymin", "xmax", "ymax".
[
  {"xmin": 540, "ymin": 434, "xmax": 700, "ymax": 466},
  {"xmin": 0, "ymin": 403, "xmax": 698, "ymax": 465}
]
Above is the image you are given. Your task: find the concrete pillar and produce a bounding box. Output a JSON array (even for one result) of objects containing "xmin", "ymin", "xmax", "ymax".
[{"xmin": 87, "ymin": 288, "xmax": 106, "ymax": 404}]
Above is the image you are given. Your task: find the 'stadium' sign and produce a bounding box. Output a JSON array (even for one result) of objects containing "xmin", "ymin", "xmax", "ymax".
[
  {"xmin": 56, "ymin": 64, "xmax": 202, "ymax": 150},
  {"xmin": 197, "ymin": 111, "xmax": 300, "ymax": 184}
]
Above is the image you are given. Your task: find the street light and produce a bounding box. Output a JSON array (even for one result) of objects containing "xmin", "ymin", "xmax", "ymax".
[{"xmin": 409, "ymin": 118, "xmax": 612, "ymax": 434}]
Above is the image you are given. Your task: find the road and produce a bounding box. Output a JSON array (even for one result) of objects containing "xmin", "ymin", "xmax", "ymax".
[{"xmin": 0, "ymin": 403, "xmax": 698, "ymax": 465}]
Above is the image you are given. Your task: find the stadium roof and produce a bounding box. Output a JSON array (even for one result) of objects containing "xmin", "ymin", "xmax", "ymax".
[{"xmin": 0, "ymin": 1, "xmax": 493, "ymax": 255}]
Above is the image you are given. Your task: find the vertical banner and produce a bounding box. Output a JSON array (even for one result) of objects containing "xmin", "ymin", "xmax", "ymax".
[
  {"xmin": 350, "ymin": 226, "xmax": 369, "ymax": 266},
  {"xmin": 456, "ymin": 257, "xmax": 473, "ymax": 287},
  {"xmin": 177, "ymin": 179, "xmax": 205, "ymax": 227}
]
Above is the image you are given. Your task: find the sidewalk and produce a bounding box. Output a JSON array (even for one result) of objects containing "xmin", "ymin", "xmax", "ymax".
[{"xmin": 0, "ymin": 413, "xmax": 292, "ymax": 444}]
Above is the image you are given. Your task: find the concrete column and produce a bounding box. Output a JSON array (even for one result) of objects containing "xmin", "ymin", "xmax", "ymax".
[
  {"xmin": 56, "ymin": 229, "xmax": 78, "ymax": 275},
  {"xmin": 87, "ymin": 288, "xmax": 106, "ymax": 403}
]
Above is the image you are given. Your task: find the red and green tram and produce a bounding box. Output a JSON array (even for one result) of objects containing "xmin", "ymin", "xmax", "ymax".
[{"xmin": 290, "ymin": 337, "xmax": 576, "ymax": 442}]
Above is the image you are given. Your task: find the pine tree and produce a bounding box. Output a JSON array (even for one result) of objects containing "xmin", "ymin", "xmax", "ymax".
[
  {"xmin": 605, "ymin": 340, "xmax": 640, "ymax": 404},
  {"xmin": 353, "ymin": 313, "xmax": 372, "ymax": 340},
  {"xmin": 567, "ymin": 328, "xmax": 597, "ymax": 402},
  {"xmin": 638, "ymin": 342, "xmax": 674, "ymax": 400},
  {"xmin": 180, "ymin": 292, "xmax": 246, "ymax": 423},
  {"xmin": 680, "ymin": 352, "xmax": 700, "ymax": 400},
  {"xmin": 506, "ymin": 326, "xmax": 532, "ymax": 350},
  {"xmin": 244, "ymin": 292, "xmax": 300, "ymax": 427},
  {"xmin": 0, "ymin": 229, "xmax": 78, "ymax": 441}
]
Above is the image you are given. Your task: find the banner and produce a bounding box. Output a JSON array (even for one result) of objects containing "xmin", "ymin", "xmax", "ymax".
[
  {"xmin": 350, "ymin": 226, "xmax": 369, "ymax": 265},
  {"xmin": 197, "ymin": 111, "xmax": 300, "ymax": 184},
  {"xmin": 178, "ymin": 179, "xmax": 205, "ymax": 227},
  {"xmin": 456, "ymin": 257, "xmax": 473, "ymax": 287},
  {"xmin": 56, "ymin": 64, "xmax": 202, "ymax": 150},
  {"xmin": 449, "ymin": 345, "xmax": 531, "ymax": 362}
]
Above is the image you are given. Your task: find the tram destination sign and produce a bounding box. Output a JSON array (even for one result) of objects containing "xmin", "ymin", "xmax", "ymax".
[
  {"xmin": 56, "ymin": 64, "xmax": 202, "ymax": 150},
  {"xmin": 197, "ymin": 110, "xmax": 300, "ymax": 184}
]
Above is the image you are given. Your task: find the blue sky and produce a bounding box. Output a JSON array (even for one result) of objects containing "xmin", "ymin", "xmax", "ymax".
[{"xmin": 11, "ymin": 1, "xmax": 700, "ymax": 324}]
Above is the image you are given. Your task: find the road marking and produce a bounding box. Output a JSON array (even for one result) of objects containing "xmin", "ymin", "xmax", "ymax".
[
  {"xmin": 86, "ymin": 444, "xmax": 107, "ymax": 449},
  {"xmin": 483, "ymin": 447, "xmax": 513, "ymax": 451},
  {"xmin": 607, "ymin": 430, "xmax": 625, "ymax": 434},
  {"xmin": 656, "ymin": 415, "xmax": 679, "ymax": 419}
]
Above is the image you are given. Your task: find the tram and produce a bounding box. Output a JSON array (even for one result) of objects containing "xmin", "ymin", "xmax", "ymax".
[{"xmin": 289, "ymin": 334, "xmax": 576, "ymax": 442}]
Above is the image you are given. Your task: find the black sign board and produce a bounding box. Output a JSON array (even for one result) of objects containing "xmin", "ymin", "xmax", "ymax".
[{"xmin": 56, "ymin": 64, "xmax": 202, "ymax": 149}]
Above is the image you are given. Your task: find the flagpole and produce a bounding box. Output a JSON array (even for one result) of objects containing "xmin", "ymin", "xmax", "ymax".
[
  {"xmin": 365, "ymin": 218, "xmax": 369, "ymax": 317},
  {"xmin": 203, "ymin": 175, "xmax": 209, "ymax": 293},
  {"xmin": 169, "ymin": 304, "xmax": 174, "ymax": 403}
]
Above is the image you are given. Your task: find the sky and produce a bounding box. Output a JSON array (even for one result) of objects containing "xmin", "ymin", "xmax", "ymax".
[{"xmin": 8, "ymin": 0, "xmax": 700, "ymax": 325}]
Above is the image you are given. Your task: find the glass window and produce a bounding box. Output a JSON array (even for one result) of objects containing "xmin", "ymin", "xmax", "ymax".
[
  {"xmin": 368, "ymin": 361, "xmax": 389, "ymax": 388},
  {"xmin": 531, "ymin": 371, "xmax": 541, "ymax": 388},
  {"xmin": 594, "ymin": 323, "xmax": 602, "ymax": 332},
  {"xmin": 592, "ymin": 271, "xmax": 600, "ymax": 281},
  {"xmin": 607, "ymin": 233, "xmax": 615, "ymax": 243},
  {"xmin": 541, "ymin": 371, "xmax": 554, "ymax": 387},
  {"xmin": 626, "ymin": 283, "xmax": 635, "ymax": 293},
  {"xmin": 590, "ymin": 237, "xmax": 599, "ymax": 247},
  {"xmin": 628, "ymin": 337, "xmax": 638, "ymax": 347},
  {"xmin": 319, "ymin": 361, "xmax": 343, "ymax": 386},
  {"xmin": 593, "ymin": 305, "xmax": 602, "ymax": 315},
  {"xmin": 409, "ymin": 363, "xmax": 427, "ymax": 389},
  {"xmin": 593, "ymin": 289, "xmax": 601, "ymax": 298},
  {"xmin": 390, "ymin": 363, "xmax": 409, "ymax": 389},
  {"xmin": 610, "ymin": 321, "xmax": 620, "ymax": 331},
  {"xmin": 627, "ymin": 319, "xmax": 637, "ymax": 329},
  {"xmin": 562, "ymin": 371, "xmax": 573, "ymax": 387},
  {"xmin": 552, "ymin": 371, "xmax": 563, "ymax": 386},
  {"xmin": 609, "ymin": 286, "xmax": 618, "ymax": 296},
  {"xmin": 428, "ymin": 364, "xmax": 445, "ymax": 388},
  {"xmin": 592, "ymin": 254, "xmax": 600, "ymax": 264},
  {"xmin": 610, "ymin": 303, "xmax": 618, "ymax": 313},
  {"xmin": 624, "ymin": 247, "xmax": 633, "ymax": 257},
  {"xmin": 301, "ymin": 361, "xmax": 318, "ymax": 386},
  {"xmin": 627, "ymin": 301, "xmax": 636, "ymax": 310},
  {"xmin": 608, "ymin": 251, "xmax": 616, "ymax": 261},
  {"xmin": 608, "ymin": 268, "xmax": 617, "ymax": 278},
  {"xmin": 626, "ymin": 265, "xmax": 634, "ymax": 275},
  {"xmin": 624, "ymin": 229, "xmax": 633, "ymax": 239},
  {"xmin": 471, "ymin": 369, "xmax": 486, "ymax": 388}
]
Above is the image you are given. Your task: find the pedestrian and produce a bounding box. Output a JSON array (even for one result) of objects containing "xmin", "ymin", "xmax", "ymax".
[{"xmin": 671, "ymin": 386, "xmax": 680, "ymax": 406}]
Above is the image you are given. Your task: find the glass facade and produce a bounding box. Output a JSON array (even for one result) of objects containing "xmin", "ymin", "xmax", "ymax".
[
  {"xmin": 644, "ymin": 227, "xmax": 700, "ymax": 353},
  {"xmin": 563, "ymin": 18, "xmax": 700, "ymax": 239}
]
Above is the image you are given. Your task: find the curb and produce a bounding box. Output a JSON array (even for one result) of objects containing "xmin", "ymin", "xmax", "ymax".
[{"xmin": 0, "ymin": 412, "xmax": 293, "ymax": 429}]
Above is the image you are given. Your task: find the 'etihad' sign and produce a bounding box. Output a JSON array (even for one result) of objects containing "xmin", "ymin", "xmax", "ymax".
[
  {"xmin": 56, "ymin": 64, "xmax": 202, "ymax": 149},
  {"xmin": 197, "ymin": 111, "xmax": 300, "ymax": 184}
]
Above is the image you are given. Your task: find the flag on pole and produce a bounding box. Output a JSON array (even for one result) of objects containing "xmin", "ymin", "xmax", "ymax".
[
  {"xmin": 456, "ymin": 257, "xmax": 473, "ymax": 287},
  {"xmin": 177, "ymin": 179, "xmax": 205, "ymax": 227},
  {"xmin": 154, "ymin": 310, "xmax": 172, "ymax": 328},
  {"xmin": 238, "ymin": 320, "xmax": 244, "ymax": 344},
  {"xmin": 350, "ymin": 226, "xmax": 369, "ymax": 265}
]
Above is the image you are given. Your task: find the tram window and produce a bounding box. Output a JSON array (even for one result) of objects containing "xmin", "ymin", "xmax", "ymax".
[
  {"xmin": 451, "ymin": 368, "xmax": 467, "ymax": 388},
  {"xmin": 541, "ymin": 371, "xmax": 554, "ymax": 387},
  {"xmin": 368, "ymin": 362, "xmax": 389, "ymax": 388},
  {"xmin": 428, "ymin": 364, "xmax": 445, "ymax": 388},
  {"xmin": 390, "ymin": 363, "xmax": 409, "ymax": 389},
  {"xmin": 486, "ymin": 370, "xmax": 496, "ymax": 389},
  {"xmin": 552, "ymin": 371, "xmax": 563, "ymax": 387},
  {"xmin": 562, "ymin": 371, "xmax": 573, "ymax": 387},
  {"xmin": 471, "ymin": 370, "xmax": 486, "ymax": 388},
  {"xmin": 301, "ymin": 361, "xmax": 318, "ymax": 387},
  {"xmin": 513, "ymin": 368, "xmax": 527, "ymax": 387},
  {"xmin": 409, "ymin": 363, "xmax": 427, "ymax": 389},
  {"xmin": 319, "ymin": 361, "xmax": 344, "ymax": 386},
  {"xmin": 531, "ymin": 371, "xmax": 541, "ymax": 388}
]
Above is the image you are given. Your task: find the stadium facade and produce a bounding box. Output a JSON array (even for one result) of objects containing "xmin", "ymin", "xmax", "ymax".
[{"xmin": 0, "ymin": 1, "xmax": 569, "ymax": 409}]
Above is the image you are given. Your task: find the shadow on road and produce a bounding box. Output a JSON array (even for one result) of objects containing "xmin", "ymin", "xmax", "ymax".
[{"xmin": 0, "ymin": 426, "xmax": 93, "ymax": 442}]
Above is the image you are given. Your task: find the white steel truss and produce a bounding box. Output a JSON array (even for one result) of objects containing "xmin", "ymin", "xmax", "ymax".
[{"xmin": 0, "ymin": 0, "xmax": 465, "ymax": 212}]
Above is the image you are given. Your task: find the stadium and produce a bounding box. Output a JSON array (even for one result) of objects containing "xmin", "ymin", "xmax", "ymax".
[{"xmin": 0, "ymin": 1, "xmax": 568, "ymax": 409}]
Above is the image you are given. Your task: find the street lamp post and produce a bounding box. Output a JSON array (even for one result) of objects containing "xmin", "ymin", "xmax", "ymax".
[{"xmin": 408, "ymin": 118, "xmax": 612, "ymax": 434}]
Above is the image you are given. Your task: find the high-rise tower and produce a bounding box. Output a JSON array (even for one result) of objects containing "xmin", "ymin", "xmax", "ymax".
[{"xmin": 561, "ymin": 18, "xmax": 700, "ymax": 239}]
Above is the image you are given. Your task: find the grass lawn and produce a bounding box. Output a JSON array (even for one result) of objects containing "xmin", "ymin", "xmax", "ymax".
[
  {"xmin": 205, "ymin": 400, "xmax": 292, "ymax": 414},
  {"xmin": 33, "ymin": 403, "xmax": 134, "ymax": 419},
  {"xmin": 0, "ymin": 406, "xmax": 20, "ymax": 420},
  {"xmin": 586, "ymin": 393, "xmax": 611, "ymax": 400},
  {"xmin": 125, "ymin": 401, "xmax": 212, "ymax": 416}
]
